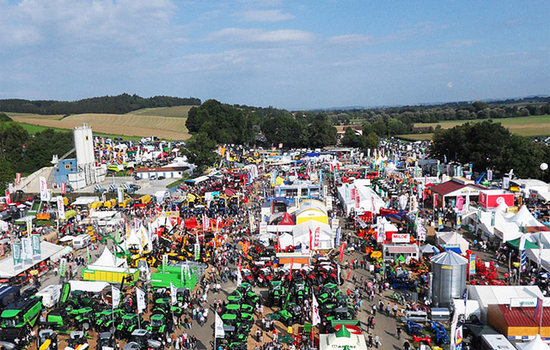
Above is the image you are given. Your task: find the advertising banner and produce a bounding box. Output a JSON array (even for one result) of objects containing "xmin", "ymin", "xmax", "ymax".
[
  {"xmin": 57, "ymin": 196, "xmax": 65, "ymax": 220},
  {"xmin": 32, "ymin": 234, "xmax": 41, "ymax": 261},
  {"xmin": 12, "ymin": 242, "xmax": 22, "ymax": 269},
  {"xmin": 22, "ymin": 237, "xmax": 33, "ymax": 265},
  {"xmin": 469, "ymin": 254, "xmax": 476, "ymax": 276},
  {"xmin": 392, "ymin": 233, "xmax": 410, "ymax": 243},
  {"xmin": 39, "ymin": 177, "xmax": 50, "ymax": 201}
]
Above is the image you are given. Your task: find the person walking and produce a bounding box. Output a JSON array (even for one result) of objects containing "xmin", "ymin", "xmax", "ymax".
[{"xmin": 397, "ymin": 326, "xmax": 402, "ymax": 340}]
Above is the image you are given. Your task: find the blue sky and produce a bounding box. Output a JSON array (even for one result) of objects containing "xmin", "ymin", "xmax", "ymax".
[{"xmin": 0, "ymin": 0, "xmax": 548, "ymax": 110}]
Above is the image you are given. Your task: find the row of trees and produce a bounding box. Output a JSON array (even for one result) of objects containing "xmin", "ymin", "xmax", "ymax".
[
  {"xmin": 431, "ymin": 121, "xmax": 550, "ymax": 181},
  {"xmin": 0, "ymin": 124, "xmax": 74, "ymax": 191},
  {"xmin": 0, "ymin": 94, "xmax": 201, "ymax": 115},
  {"xmin": 186, "ymin": 100, "xmax": 338, "ymax": 148}
]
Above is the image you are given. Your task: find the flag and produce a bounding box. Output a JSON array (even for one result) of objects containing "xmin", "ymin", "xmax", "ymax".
[
  {"xmin": 338, "ymin": 242, "xmax": 346, "ymax": 263},
  {"xmin": 312, "ymin": 293, "xmax": 321, "ymax": 326},
  {"xmin": 289, "ymin": 259, "xmax": 294, "ymax": 282},
  {"xmin": 112, "ymin": 286, "xmax": 121, "ymax": 309},
  {"xmin": 170, "ymin": 282, "xmax": 177, "ymax": 306},
  {"xmin": 15, "ymin": 173, "xmax": 21, "ymax": 185},
  {"xmin": 236, "ymin": 269, "xmax": 242, "ymax": 286},
  {"xmin": 136, "ymin": 288, "xmax": 146, "ymax": 314},
  {"xmin": 60, "ymin": 182, "xmax": 66, "ymax": 195},
  {"xmin": 215, "ymin": 312, "xmax": 225, "ymax": 338},
  {"xmin": 534, "ymin": 297, "xmax": 543, "ymax": 321},
  {"xmin": 346, "ymin": 261, "xmax": 353, "ymax": 281},
  {"xmin": 4, "ymin": 191, "xmax": 10, "ymax": 205}
]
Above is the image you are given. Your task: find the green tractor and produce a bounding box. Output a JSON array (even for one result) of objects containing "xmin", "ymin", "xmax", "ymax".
[
  {"xmin": 292, "ymin": 282, "xmax": 309, "ymax": 304},
  {"xmin": 146, "ymin": 313, "xmax": 171, "ymax": 340},
  {"xmin": 116, "ymin": 313, "xmax": 143, "ymax": 340},
  {"xmin": 94, "ymin": 308, "xmax": 124, "ymax": 332},
  {"xmin": 67, "ymin": 306, "xmax": 94, "ymax": 331},
  {"xmin": 267, "ymin": 281, "xmax": 284, "ymax": 307},
  {"xmin": 0, "ymin": 295, "xmax": 43, "ymax": 330},
  {"xmin": 236, "ymin": 283, "xmax": 259, "ymax": 304},
  {"xmin": 152, "ymin": 298, "xmax": 182, "ymax": 317}
]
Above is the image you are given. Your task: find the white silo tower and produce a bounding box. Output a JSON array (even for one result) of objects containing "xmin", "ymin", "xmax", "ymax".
[{"xmin": 74, "ymin": 123, "xmax": 95, "ymax": 166}]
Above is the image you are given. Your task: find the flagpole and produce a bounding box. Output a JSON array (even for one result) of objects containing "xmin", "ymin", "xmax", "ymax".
[{"xmin": 540, "ymin": 300, "xmax": 544, "ymax": 336}]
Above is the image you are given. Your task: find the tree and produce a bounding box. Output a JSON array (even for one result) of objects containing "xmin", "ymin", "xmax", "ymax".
[
  {"xmin": 365, "ymin": 132, "xmax": 380, "ymax": 150},
  {"xmin": 183, "ymin": 132, "xmax": 218, "ymax": 173},
  {"xmin": 371, "ymin": 120, "xmax": 387, "ymax": 137},
  {"xmin": 341, "ymin": 127, "xmax": 365, "ymax": 148},
  {"xmin": 0, "ymin": 159, "xmax": 14, "ymax": 192},
  {"xmin": 0, "ymin": 123, "xmax": 28, "ymax": 164}
]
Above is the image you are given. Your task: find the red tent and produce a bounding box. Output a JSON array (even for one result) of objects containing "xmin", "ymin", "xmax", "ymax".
[{"xmin": 279, "ymin": 213, "xmax": 295, "ymax": 225}]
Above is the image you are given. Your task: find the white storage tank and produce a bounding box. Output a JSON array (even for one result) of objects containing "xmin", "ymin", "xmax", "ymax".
[{"xmin": 431, "ymin": 251, "xmax": 468, "ymax": 307}]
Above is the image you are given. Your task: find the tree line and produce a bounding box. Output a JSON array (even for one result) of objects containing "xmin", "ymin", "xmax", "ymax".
[
  {"xmin": 0, "ymin": 94, "xmax": 201, "ymax": 115},
  {"xmin": 186, "ymin": 99, "xmax": 338, "ymax": 148},
  {"xmin": 321, "ymin": 97, "xmax": 550, "ymax": 135}
]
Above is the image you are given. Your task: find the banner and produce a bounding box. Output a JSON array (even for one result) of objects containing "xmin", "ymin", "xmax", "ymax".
[
  {"xmin": 32, "ymin": 234, "xmax": 41, "ymax": 261},
  {"xmin": 312, "ymin": 294, "xmax": 321, "ymax": 326},
  {"xmin": 456, "ymin": 214, "xmax": 461, "ymax": 230},
  {"xmin": 12, "ymin": 242, "xmax": 22, "ymax": 269},
  {"xmin": 57, "ymin": 196, "xmax": 65, "ymax": 220},
  {"xmin": 312, "ymin": 227, "xmax": 320, "ymax": 249},
  {"xmin": 117, "ymin": 188, "xmax": 124, "ymax": 203},
  {"xmin": 136, "ymin": 288, "xmax": 146, "ymax": 313},
  {"xmin": 338, "ymin": 243, "xmax": 346, "ymax": 263},
  {"xmin": 59, "ymin": 258, "xmax": 67, "ymax": 277},
  {"xmin": 331, "ymin": 218, "xmax": 339, "ymax": 239},
  {"xmin": 215, "ymin": 313, "xmax": 225, "ymax": 338},
  {"xmin": 112, "ymin": 286, "xmax": 121, "ymax": 309},
  {"xmin": 4, "ymin": 191, "xmax": 10, "ymax": 205},
  {"xmin": 162, "ymin": 254, "xmax": 168, "ymax": 272},
  {"xmin": 335, "ymin": 227, "xmax": 341, "ymax": 246},
  {"xmin": 22, "ymin": 237, "xmax": 33, "ymax": 265},
  {"xmin": 455, "ymin": 324, "xmax": 463, "ymax": 350},
  {"xmin": 346, "ymin": 261, "xmax": 353, "ymax": 281},
  {"xmin": 355, "ymin": 190, "xmax": 360, "ymax": 209},
  {"xmin": 39, "ymin": 176, "xmax": 50, "ymax": 201},
  {"xmin": 194, "ymin": 243, "xmax": 200, "ymax": 261},
  {"xmin": 15, "ymin": 173, "xmax": 21, "ymax": 185},
  {"xmin": 26, "ymin": 217, "xmax": 32, "ymax": 235},
  {"xmin": 170, "ymin": 282, "xmax": 177, "ymax": 306},
  {"xmin": 469, "ymin": 254, "xmax": 476, "ymax": 276},
  {"xmin": 60, "ymin": 182, "xmax": 66, "ymax": 195}
]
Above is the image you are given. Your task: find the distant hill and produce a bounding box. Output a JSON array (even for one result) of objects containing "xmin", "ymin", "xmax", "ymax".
[{"xmin": 0, "ymin": 94, "xmax": 200, "ymax": 115}]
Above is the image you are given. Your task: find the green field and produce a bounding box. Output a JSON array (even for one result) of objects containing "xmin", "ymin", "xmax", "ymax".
[
  {"xmin": 130, "ymin": 105, "xmax": 193, "ymax": 118},
  {"xmin": 396, "ymin": 133, "xmax": 434, "ymax": 141},
  {"xmin": 413, "ymin": 115, "xmax": 550, "ymax": 137}
]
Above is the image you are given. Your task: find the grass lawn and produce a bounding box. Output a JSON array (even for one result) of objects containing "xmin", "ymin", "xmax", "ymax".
[{"xmin": 396, "ymin": 133, "xmax": 434, "ymax": 141}]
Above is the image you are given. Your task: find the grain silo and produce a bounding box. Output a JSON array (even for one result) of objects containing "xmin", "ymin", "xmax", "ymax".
[{"xmin": 431, "ymin": 251, "xmax": 468, "ymax": 307}]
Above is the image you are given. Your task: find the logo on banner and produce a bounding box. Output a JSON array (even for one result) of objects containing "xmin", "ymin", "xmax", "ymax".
[
  {"xmin": 60, "ymin": 182, "xmax": 66, "ymax": 195},
  {"xmin": 15, "ymin": 173, "xmax": 21, "ymax": 185}
]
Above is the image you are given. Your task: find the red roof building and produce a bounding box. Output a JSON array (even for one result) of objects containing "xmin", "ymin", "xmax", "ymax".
[
  {"xmin": 488, "ymin": 304, "xmax": 550, "ymax": 340},
  {"xmin": 431, "ymin": 178, "xmax": 486, "ymax": 208}
]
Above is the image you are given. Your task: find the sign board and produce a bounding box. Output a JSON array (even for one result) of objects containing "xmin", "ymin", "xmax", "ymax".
[
  {"xmin": 479, "ymin": 190, "xmax": 514, "ymax": 209},
  {"xmin": 510, "ymin": 298, "xmax": 550, "ymax": 308},
  {"xmin": 32, "ymin": 234, "xmax": 41, "ymax": 261},
  {"xmin": 39, "ymin": 177, "xmax": 50, "ymax": 201},
  {"xmin": 325, "ymin": 195, "xmax": 333, "ymax": 210},
  {"xmin": 392, "ymin": 233, "xmax": 410, "ymax": 243}
]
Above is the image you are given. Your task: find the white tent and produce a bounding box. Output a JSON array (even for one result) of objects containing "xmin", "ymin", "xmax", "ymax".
[
  {"xmin": 516, "ymin": 334, "xmax": 550, "ymax": 350},
  {"xmin": 319, "ymin": 325, "xmax": 368, "ymax": 350},
  {"xmin": 493, "ymin": 219, "xmax": 521, "ymax": 243},
  {"xmin": 510, "ymin": 206, "xmax": 542, "ymax": 228},
  {"xmin": 0, "ymin": 220, "xmax": 8, "ymax": 232},
  {"xmin": 436, "ymin": 231, "xmax": 470, "ymax": 253},
  {"xmin": 278, "ymin": 233, "xmax": 294, "ymax": 250},
  {"xmin": 89, "ymin": 247, "xmax": 127, "ymax": 269},
  {"xmin": 525, "ymin": 248, "xmax": 550, "ymax": 272},
  {"xmin": 292, "ymin": 221, "xmax": 334, "ymax": 250}
]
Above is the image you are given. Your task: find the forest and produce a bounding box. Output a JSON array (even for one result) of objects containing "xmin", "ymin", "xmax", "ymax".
[{"xmin": 0, "ymin": 94, "xmax": 201, "ymax": 115}]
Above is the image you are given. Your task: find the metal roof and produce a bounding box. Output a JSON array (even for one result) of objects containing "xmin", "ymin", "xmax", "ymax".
[
  {"xmin": 430, "ymin": 250, "xmax": 468, "ymax": 265},
  {"xmin": 497, "ymin": 304, "xmax": 550, "ymax": 327}
]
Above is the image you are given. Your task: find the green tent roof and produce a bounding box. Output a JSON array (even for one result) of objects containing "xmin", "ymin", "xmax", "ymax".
[
  {"xmin": 507, "ymin": 237, "xmax": 538, "ymax": 250},
  {"xmin": 335, "ymin": 325, "xmax": 351, "ymax": 338}
]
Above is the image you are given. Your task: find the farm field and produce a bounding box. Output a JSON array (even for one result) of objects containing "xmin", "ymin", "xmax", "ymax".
[
  {"xmin": 413, "ymin": 115, "xmax": 550, "ymax": 137},
  {"xmin": 130, "ymin": 105, "xmax": 194, "ymax": 118},
  {"xmin": 5, "ymin": 107, "xmax": 191, "ymax": 140}
]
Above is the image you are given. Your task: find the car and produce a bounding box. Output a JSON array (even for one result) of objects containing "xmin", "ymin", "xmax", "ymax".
[{"xmin": 157, "ymin": 176, "xmax": 165, "ymax": 180}]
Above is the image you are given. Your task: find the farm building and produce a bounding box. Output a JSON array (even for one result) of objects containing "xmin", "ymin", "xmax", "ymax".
[{"xmin": 134, "ymin": 166, "xmax": 190, "ymax": 180}]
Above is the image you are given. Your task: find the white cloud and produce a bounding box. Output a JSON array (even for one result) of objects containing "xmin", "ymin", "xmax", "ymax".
[
  {"xmin": 447, "ymin": 82, "xmax": 454, "ymax": 88},
  {"xmin": 328, "ymin": 34, "xmax": 375, "ymax": 46},
  {"xmin": 444, "ymin": 39, "xmax": 479, "ymax": 48},
  {"xmin": 240, "ymin": 9, "xmax": 294, "ymax": 22},
  {"xmin": 0, "ymin": 0, "xmax": 180, "ymax": 48},
  {"xmin": 207, "ymin": 27, "xmax": 314, "ymax": 45}
]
